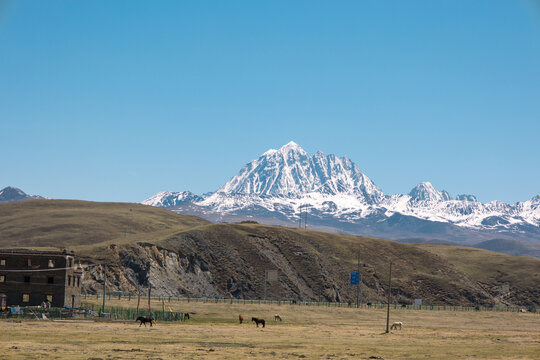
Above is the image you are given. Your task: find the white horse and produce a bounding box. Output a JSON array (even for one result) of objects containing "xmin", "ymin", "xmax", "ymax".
[{"xmin": 390, "ymin": 321, "xmax": 403, "ymax": 330}]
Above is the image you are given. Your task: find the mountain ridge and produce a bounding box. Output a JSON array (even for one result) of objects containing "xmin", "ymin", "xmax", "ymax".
[
  {"xmin": 143, "ymin": 142, "xmax": 540, "ymax": 250},
  {"xmin": 0, "ymin": 186, "xmax": 44, "ymax": 202}
]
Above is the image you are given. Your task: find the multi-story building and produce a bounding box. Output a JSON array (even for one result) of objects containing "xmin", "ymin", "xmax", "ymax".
[{"xmin": 0, "ymin": 249, "xmax": 83, "ymax": 308}]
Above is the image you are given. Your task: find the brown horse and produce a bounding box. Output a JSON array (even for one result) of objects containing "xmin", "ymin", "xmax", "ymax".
[
  {"xmin": 136, "ymin": 316, "xmax": 155, "ymax": 327},
  {"xmin": 251, "ymin": 317, "xmax": 265, "ymax": 328},
  {"xmin": 239, "ymin": 314, "xmax": 244, "ymax": 324}
]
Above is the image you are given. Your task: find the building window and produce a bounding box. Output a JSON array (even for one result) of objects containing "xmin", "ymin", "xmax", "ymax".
[
  {"xmin": 27, "ymin": 259, "xmax": 31, "ymax": 267},
  {"xmin": 0, "ymin": 259, "xmax": 5, "ymax": 266},
  {"xmin": 0, "ymin": 275, "xmax": 5, "ymax": 283},
  {"xmin": 48, "ymin": 259, "xmax": 55, "ymax": 268},
  {"xmin": 46, "ymin": 295, "xmax": 53, "ymax": 303},
  {"xmin": 68, "ymin": 275, "xmax": 72, "ymax": 286},
  {"xmin": 24, "ymin": 276, "xmax": 30, "ymax": 283},
  {"xmin": 48, "ymin": 276, "xmax": 54, "ymax": 284},
  {"xmin": 67, "ymin": 258, "xmax": 72, "ymax": 268},
  {"xmin": 22, "ymin": 294, "xmax": 30, "ymax": 302},
  {"xmin": 77, "ymin": 276, "xmax": 80, "ymax": 287}
]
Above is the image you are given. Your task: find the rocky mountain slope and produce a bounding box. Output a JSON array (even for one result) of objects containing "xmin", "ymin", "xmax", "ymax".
[
  {"xmin": 82, "ymin": 223, "xmax": 540, "ymax": 307},
  {"xmin": 143, "ymin": 142, "xmax": 540, "ymax": 248},
  {"xmin": 0, "ymin": 186, "xmax": 44, "ymax": 202}
]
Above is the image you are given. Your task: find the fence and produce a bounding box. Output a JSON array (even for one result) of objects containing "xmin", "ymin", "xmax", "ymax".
[
  {"xmin": 0, "ymin": 305, "xmax": 186, "ymax": 321},
  {"xmin": 81, "ymin": 293, "xmax": 537, "ymax": 313},
  {"xmin": 0, "ymin": 306, "xmax": 93, "ymax": 320},
  {"xmin": 85, "ymin": 304, "xmax": 186, "ymax": 321}
]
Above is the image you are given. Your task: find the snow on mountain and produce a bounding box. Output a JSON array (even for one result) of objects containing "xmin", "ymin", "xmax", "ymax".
[
  {"xmin": 197, "ymin": 141, "xmax": 384, "ymax": 218},
  {"xmin": 456, "ymin": 194, "xmax": 477, "ymax": 202},
  {"xmin": 216, "ymin": 141, "xmax": 383, "ymax": 201},
  {"xmin": 409, "ymin": 182, "xmax": 452, "ymax": 202},
  {"xmin": 0, "ymin": 186, "xmax": 44, "ymax": 202},
  {"xmin": 141, "ymin": 191, "xmax": 203, "ymax": 208},
  {"xmin": 142, "ymin": 142, "xmax": 540, "ymax": 241}
]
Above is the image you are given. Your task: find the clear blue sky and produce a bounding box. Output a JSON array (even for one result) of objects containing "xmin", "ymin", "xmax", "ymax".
[{"xmin": 1, "ymin": 0, "xmax": 539, "ymax": 204}]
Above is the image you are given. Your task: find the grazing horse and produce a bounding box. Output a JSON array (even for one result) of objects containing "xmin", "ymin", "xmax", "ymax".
[
  {"xmin": 183, "ymin": 312, "xmax": 190, "ymax": 321},
  {"xmin": 274, "ymin": 314, "xmax": 282, "ymax": 322},
  {"xmin": 239, "ymin": 314, "xmax": 244, "ymax": 324},
  {"xmin": 390, "ymin": 321, "xmax": 403, "ymax": 330},
  {"xmin": 251, "ymin": 317, "xmax": 265, "ymax": 328},
  {"xmin": 136, "ymin": 316, "xmax": 155, "ymax": 327}
]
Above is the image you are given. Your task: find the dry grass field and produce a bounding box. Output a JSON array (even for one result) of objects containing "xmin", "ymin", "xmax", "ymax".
[
  {"xmin": 1, "ymin": 300, "xmax": 539, "ymax": 359},
  {"xmin": 0, "ymin": 200, "xmax": 209, "ymax": 250}
]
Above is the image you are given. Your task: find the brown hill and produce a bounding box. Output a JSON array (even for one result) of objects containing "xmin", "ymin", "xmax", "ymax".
[
  {"xmin": 0, "ymin": 199, "xmax": 209, "ymax": 249},
  {"xmin": 1, "ymin": 200, "xmax": 538, "ymax": 307}
]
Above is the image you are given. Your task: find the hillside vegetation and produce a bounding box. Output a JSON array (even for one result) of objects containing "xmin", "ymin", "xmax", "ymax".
[
  {"xmin": 0, "ymin": 199, "xmax": 209, "ymax": 249},
  {"xmin": 1, "ymin": 200, "xmax": 538, "ymax": 306}
]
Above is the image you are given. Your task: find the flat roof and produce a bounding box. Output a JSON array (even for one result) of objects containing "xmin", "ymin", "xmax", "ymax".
[{"xmin": 0, "ymin": 249, "xmax": 75, "ymax": 256}]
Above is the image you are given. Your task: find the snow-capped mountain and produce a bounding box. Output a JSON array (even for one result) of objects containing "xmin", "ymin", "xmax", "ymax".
[
  {"xmin": 217, "ymin": 141, "xmax": 383, "ymax": 201},
  {"xmin": 0, "ymin": 186, "xmax": 44, "ymax": 202},
  {"xmin": 142, "ymin": 191, "xmax": 204, "ymax": 208},
  {"xmin": 143, "ymin": 142, "xmax": 540, "ymax": 244}
]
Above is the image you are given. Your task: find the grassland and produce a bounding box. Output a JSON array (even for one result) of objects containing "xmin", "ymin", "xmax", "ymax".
[
  {"xmin": 0, "ymin": 200, "xmax": 209, "ymax": 251},
  {"xmin": 413, "ymin": 243, "xmax": 540, "ymax": 295},
  {"xmin": 1, "ymin": 300, "xmax": 539, "ymax": 359}
]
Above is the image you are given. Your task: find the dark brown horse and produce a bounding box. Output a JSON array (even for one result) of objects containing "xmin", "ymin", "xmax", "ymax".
[
  {"xmin": 136, "ymin": 316, "xmax": 155, "ymax": 327},
  {"xmin": 251, "ymin": 317, "xmax": 265, "ymax": 328},
  {"xmin": 239, "ymin": 314, "xmax": 244, "ymax": 324}
]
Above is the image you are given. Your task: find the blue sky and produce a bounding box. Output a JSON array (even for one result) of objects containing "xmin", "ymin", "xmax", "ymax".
[{"xmin": 1, "ymin": 0, "xmax": 539, "ymax": 203}]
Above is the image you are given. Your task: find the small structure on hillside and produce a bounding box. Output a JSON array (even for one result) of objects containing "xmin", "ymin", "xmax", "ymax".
[{"xmin": 0, "ymin": 249, "xmax": 83, "ymax": 308}]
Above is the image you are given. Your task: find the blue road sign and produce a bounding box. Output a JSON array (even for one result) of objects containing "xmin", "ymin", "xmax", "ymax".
[{"xmin": 350, "ymin": 272, "xmax": 359, "ymax": 285}]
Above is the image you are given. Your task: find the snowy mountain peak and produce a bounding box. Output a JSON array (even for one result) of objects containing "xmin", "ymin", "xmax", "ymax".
[
  {"xmin": 141, "ymin": 190, "xmax": 203, "ymax": 208},
  {"xmin": 262, "ymin": 141, "xmax": 307, "ymax": 160},
  {"xmin": 281, "ymin": 141, "xmax": 303, "ymax": 151},
  {"xmin": 211, "ymin": 142, "xmax": 383, "ymax": 202},
  {"xmin": 456, "ymin": 194, "xmax": 478, "ymax": 202},
  {"xmin": 409, "ymin": 182, "xmax": 452, "ymax": 202}
]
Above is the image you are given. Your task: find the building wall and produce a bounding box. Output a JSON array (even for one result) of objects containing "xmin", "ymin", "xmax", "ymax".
[
  {"xmin": 0, "ymin": 252, "xmax": 82, "ymax": 308},
  {"xmin": 64, "ymin": 256, "xmax": 82, "ymax": 308}
]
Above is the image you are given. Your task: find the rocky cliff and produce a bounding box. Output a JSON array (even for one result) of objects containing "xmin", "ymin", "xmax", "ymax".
[{"xmin": 81, "ymin": 223, "xmax": 539, "ymax": 307}]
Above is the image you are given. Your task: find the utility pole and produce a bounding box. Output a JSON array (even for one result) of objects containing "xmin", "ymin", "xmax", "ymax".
[
  {"xmin": 304, "ymin": 204, "xmax": 308, "ymax": 229},
  {"xmin": 263, "ymin": 270, "xmax": 267, "ymax": 301},
  {"xmin": 102, "ymin": 264, "xmax": 107, "ymax": 314},
  {"xmin": 162, "ymin": 295, "xmax": 165, "ymax": 315},
  {"xmin": 148, "ymin": 283, "xmax": 152, "ymax": 314},
  {"xmin": 385, "ymin": 261, "xmax": 392, "ymax": 333},
  {"xmin": 136, "ymin": 289, "xmax": 141, "ymax": 316},
  {"xmin": 299, "ymin": 204, "xmax": 302, "ymax": 228},
  {"xmin": 356, "ymin": 251, "xmax": 360, "ymax": 308}
]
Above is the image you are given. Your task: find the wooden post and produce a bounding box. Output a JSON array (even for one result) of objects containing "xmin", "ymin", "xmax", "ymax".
[
  {"xmin": 356, "ymin": 251, "xmax": 360, "ymax": 308},
  {"xmin": 162, "ymin": 295, "xmax": 165, "ymax": 318},
  {"xmin": 148, "ymin": 283, "xmax": 152, "ymax": 314},
  {"xmin": 386, "ymin": 262, "xmax": 392, "ymax": 333},
  {"xmin": 102, "ymin": 264, "xmax": 107, "ymax": 314},
  {"xmin": 136, "ymin": 292, "xmax": 140, "ymax": 316}
]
